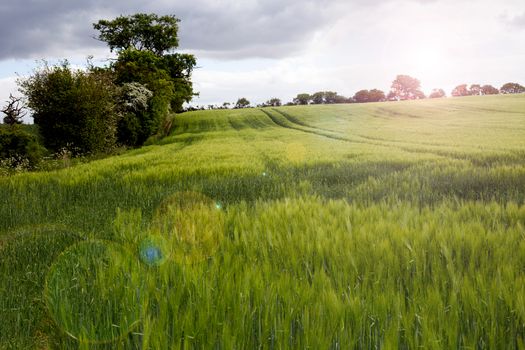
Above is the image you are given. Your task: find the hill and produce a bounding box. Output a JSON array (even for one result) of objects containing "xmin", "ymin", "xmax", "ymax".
[{"xmin": 1, "ymin": 95, "xmax": 525, "ymax": 348}]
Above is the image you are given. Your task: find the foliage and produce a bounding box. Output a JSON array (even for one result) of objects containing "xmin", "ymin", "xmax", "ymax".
[
  {"xmin": 469, "ymin": 84, "xmax": 482, "ymax": 96},
  {"xmin": 389, "ymin": 75, "xmax": 425, "ymax": 100},
  {"xmin": 310, "ymin": 91, "xmax": 347, "ymax": 104},
  {"xmin": 94, "ymin": 13, "xmax": 197, "ymax": 146},
  {"xmin": 481, "ymin": 84, "xmax": 499, "ymax": 95},
  {"xmin": 429, "ymin": 88, "xmax": 446, "ymax": 98},
  {"xmin": 0, "ymin": 127, "xmax": 46, "ymax": 169},
  {"xmin": 293, "ymin": 93, "xmax": 310, "ymax": 105},
  {"xmin": 117, "ymin": 82, "xmax": 154, "ymax": 146},
  {"xmin": 93, "ymin": 13, "xmax": 180, "ymax": 56},
  {"xmin": 353, "ymin": 89, "xmax": 385, "ymax": 103},
  {"xmin": 18, "ymin": 62, "xmax": 119, "ymax": 154},
  {"xmin": 263, "ymin": 98, "xmax": 282, "ymax": 107},
  {"xmin": 235, "ymin": 97, "xmax": 250, "ymax": 108},
  {"xmin": 451, "ymin": 84, "xmax": 469, "ymax": 97},
  {"xmin": 500, "ymin": 82, "xmax": 525, "ymax": 94}
]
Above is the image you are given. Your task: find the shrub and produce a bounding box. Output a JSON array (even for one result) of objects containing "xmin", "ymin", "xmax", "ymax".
[
  {"xmin": 19, "ymin": 62, "xmax": 119, "ymax": 155},
  {"xmin": 0, "ymin": 127, "xmax": 47, "ymax": 169}
]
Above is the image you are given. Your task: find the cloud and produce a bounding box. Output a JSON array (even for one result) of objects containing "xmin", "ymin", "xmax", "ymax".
[
  {"xmin": 509, "ymin": 12, "xmax": 525, "ymax": 27},
  {"xmin": 0, "ymin": 0, "xmax": 393, "ymax": 61}
]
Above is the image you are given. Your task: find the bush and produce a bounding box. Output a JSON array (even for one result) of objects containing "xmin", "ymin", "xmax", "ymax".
[
  {"xmin": 19, "ymin": 62, "xmax": 119, "ymax": 155},
  {"xmin": 0, "ymin": 127, "xmax": 47, "ymax": 169}
]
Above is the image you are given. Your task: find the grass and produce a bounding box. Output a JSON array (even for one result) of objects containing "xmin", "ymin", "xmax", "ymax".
[{"xmin": 1, "ymin": 94, "xmax": 525, "ymax": 348}]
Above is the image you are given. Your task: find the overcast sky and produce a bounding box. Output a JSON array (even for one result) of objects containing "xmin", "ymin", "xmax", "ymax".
[{"xmin": 0, "ymin": 0, "xmax": 524, "ymax": 118}]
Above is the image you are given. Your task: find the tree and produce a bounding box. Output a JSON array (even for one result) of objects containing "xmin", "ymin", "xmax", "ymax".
[
  {"xmin": 19, "ymin": 62, "xmax": 119, "ymax": 154},
  {"xmin": 293, "ymin": 93, "xmax": 310, "ymax": 105},
  {"xmin": 93, "ymin": 13, "xmax": 197, "ymax": 146},
  {"xmin": 500, "ymin": 82, "xmax": 525, "ymax": 94},
  {"xmin": 389, "ymin": 75, "xmax": 425, "ymax": 100},
  {"xmin": 265, "ymin": 98, "xmax": 282, "ymax": 107},
  {"xmin": 368, "ymin": 89, "xmax": 385, "ymax": 102},
  {"xmin": 481, "ymin": 85, "xmax": 499, "ymax": 95},
  {"xmin": 1, "ymin": 94, "xmax": 26, "ymax": 126},
  {"xmin": 93, "ymin": 13, "xmax": 180, "ymax": 56},
  {"xmin": 235, "ymin": 98, "xmax": 250, "ymax": 108},
  {"xmin": 451, "ymin": 84, "xmax": 469, "ymax": 97},
  {"xmin": 429, "ymin": 89, "xmax": 446, "ymax": 99},
  {"xmin": 354, "ymin": 89, "xmax": 385, "ymax": 103},
  {"xmin": 311, "ymin": 92, "xmax": 325, "ymax": 104},
  {"xmin": 353, "ymin": 90, "xmax": 370, "ymax": 103},
  {"xmin": 469, "ymin": 84, "xmax": 482, "ymax": 96},
  {"xmin": 324, "ymin": 91, "xmax": 339, "ymax": 104}
]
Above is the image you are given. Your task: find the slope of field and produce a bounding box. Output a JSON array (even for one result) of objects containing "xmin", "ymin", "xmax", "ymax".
[{"xmin": 1, "ymin": 95, "xmax": 525, "ymax": 348}]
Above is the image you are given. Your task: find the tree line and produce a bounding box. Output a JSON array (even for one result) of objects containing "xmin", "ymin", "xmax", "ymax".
[{"xmin": 203, "ymin": 76, "xmax": 524, "ymax": 110}]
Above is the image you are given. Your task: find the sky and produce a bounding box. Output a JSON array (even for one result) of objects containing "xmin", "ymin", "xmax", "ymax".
[{"xmin": 0, "ymin": 0, "xmax": 524, "ymax": 121}]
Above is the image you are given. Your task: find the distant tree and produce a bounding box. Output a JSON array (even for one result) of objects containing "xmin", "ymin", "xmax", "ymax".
[
  {"xmin": 293, "ymin": 93, "xmax": 310, "ymax": 105},
  {"xmin": 284, "ymin": 102, "xmax": 295, "ymax": 106},
  {"xmin": 469, "ymin": 84, "xmax": 482, "ymax": 96},
  {"xmin": 429, "ymin": 89, "xmax": 446, "ymax": 99},
  {"xmin": 481, "ymin": 85, "xmax": 499, "ymax": 95},
  {"xmin": 368, "ymin": 89, "xmax": 386, "ymax": 102},
  {"xmin": 222, "ymin": 102, "xmax": 231, "ymax": 109},
  {"xmin": 353, "ymin": 89, "xmax": 385, "ymax": 103},
  {"xmin": 265, "ymin": 98, "xmax": 282, "ymax": 107},
  {"xmin": 311, "ymin": 92, "xmax": 325, "ymax": 104},
  {"xmin": 235, "ymin": 97, "xmax": 250, "ymax": 108},
  {"xmin": 353, "ymin": 90, "xmax": 370, "ymax": 103},
  {"xmin": 389, "ymin": 75, "xmax": 425, "ymax": 100},
  {"xmin": 333, "ymin": 95, "xmax": 349, "ymax": 104},
  {"xmin": 324, "ymin": 91, "xmax": 339, "ymax": 104},
  {"xmin": 500, "ymin": 82, "xmax": 525, "ymax": 94},
  {"xmin": 1, "ymin": 94, "xmax": 26, "ymax": 126},
  {"xmin": 386, "ymin": 91, "xmax": 398, "ymax": 101},
  {"xmin": 451, "ymin": 84, "xmax": 469, "ymax": 97}
]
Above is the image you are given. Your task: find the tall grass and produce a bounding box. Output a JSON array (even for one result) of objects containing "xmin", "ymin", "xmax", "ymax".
[{"xmin": 1, "ymin": 94, "xmax": 525, "ymax": 348}]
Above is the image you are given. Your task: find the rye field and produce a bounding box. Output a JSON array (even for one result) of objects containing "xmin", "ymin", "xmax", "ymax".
[{"xmin": 1, "ymin": 94, "xmax": 525, "ymax": 349}]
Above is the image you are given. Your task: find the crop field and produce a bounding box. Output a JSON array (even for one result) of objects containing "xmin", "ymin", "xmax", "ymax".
[{"xmin": 1, "ymin": 94, "xmax": 525, "ymax": 349}]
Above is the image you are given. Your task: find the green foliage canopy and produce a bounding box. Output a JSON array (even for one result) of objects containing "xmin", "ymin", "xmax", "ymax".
[
  {"xmin": 19, "ymin": 62, "xmax": 119, "ymax": 154},
  {"xmin": 93, "ymin": 13, "xmax": 180, "ymax": 56}
]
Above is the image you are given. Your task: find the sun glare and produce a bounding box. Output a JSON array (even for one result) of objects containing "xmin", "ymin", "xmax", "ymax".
[{"xmin": 407, "ymin": 45, "xmax": 452, "ymax": 91}]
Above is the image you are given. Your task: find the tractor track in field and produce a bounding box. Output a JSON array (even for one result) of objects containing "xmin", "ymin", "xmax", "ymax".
[
  {"xmin": 259, "ymin": 109, "xmax": 368, "ymax": 146},
  {"xmin": 259, "ymin": 108, "xmax": 507, "ymax": 165}
]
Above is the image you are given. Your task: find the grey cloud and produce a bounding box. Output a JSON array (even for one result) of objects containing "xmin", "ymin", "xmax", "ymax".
[
  {"xmin": 0, "ymin": 0, "xmax": 384, "ymax": 60},
  {"xmin": 510, "ymin": 12, "xmax": 525, "ymax": 27}
]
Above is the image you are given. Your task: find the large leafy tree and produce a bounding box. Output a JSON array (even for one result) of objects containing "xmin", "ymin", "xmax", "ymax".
[
  {"xmin": 94, "ymin": 13, "xmax": 180, "ymax": 56},
  {"xmin": 389, "ymin": 75, "xmax": 425, "ymax": 100},
  {"xmin": 94, "ymin": 13, "xmax": 197, "ymax": 146}
]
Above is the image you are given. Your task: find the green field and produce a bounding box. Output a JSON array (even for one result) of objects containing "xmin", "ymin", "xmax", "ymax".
[{"xmin": 1, "ymin": 94, "xmax": 525, "ymax": 349}]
